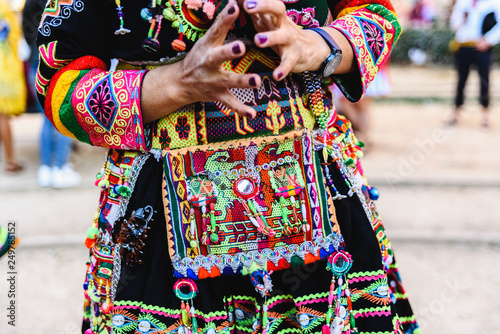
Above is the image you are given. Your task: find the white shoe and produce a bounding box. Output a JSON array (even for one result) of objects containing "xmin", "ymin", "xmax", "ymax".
[
  {"xmin": 51, "ymin": 164, "xmax": 81, "ymax": 188},
  {"xmin": 38, "ymin": 165, "xmax": 53, "ymax": 187}
]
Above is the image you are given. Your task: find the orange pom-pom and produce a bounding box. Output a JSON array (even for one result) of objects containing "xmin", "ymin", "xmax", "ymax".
[
  {"xmin": 198, "ymin": 268, "xmax": 209, "ymax": 279},
  {"xmin": 304, "ymin": 253, "xmax": 317, "ymax": 264},
  {"xmin": 172, "ymin": 39, "xmax": 186, "ymax": 52},
  {"xmin": 84, "ymin": 238, "xmax": 96, "ymax": 249},
  {"xmin": 208, "ymin": 266, "xmax": 220, "ymax": 278}
]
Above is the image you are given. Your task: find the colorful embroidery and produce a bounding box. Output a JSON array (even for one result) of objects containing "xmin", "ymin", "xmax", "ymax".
[
  {"xmin": 150, "ymin": 48, "xmax": 317, "ymax": 150},
  {"xmin": 286, "ymin": 8, "xmax": 320, "ymax": 28},
  {"xmin": 329, "ymin": 7, "xmax": 399, "ymax": 99},
  {"xmin": 162, "ymin": 130, "xmax": 341, "ymax": 279},
  {"xmin": 72, "ymin": 69, "xmax": 148, "ymax": 150},
  {"xmin": 39, "ymin": 0, "xmax": 84, "ymax": 36}
]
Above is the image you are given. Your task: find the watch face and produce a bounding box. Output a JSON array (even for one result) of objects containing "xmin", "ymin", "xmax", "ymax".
[{"xmin": 324, "ymin": 53, "xmax": 342, "ymax": 77}]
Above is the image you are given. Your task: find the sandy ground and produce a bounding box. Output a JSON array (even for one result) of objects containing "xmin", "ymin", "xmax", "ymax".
[{"xmin": 0, "ymin": 65, "xmax": 499, "ymax": 333}]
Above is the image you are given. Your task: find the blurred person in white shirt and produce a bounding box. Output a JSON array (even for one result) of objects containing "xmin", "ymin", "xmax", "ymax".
[{"xmin": 449, "ymin": 0, "xmax": 500, "ymax": 128}]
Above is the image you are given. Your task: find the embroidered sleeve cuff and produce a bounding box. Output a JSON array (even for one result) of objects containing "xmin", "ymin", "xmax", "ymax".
[
  {"xmin": 44, "ymin": 56, "xmax": 149, "ymax": 151},
  {"xmin": 72, "ymin": 69, "xmax": 148, "ymax": 150},
  {"xmin": 329, "ymin": 5, "xmax": 401, "ymax": 102}
]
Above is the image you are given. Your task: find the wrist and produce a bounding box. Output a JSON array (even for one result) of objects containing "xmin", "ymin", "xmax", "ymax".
[
  {"xmin": 142, "ymin": 61, "xmax": 190, "ymax": 124},
  {"xmin": 303, "ymin": 29, "xmax": 331, "ymax": 72},
  {"xmin": 305, "ymin": 27, "xmax": 343, "ymax": 78}
]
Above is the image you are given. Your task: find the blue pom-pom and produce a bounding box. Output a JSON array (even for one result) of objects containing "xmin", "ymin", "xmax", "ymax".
[
  {"xmin": 186, "ymin": 269, "xmax": 198, "ymax": 280},
  {"xmin": 368, "ymin": 186, "xmax": 380, "ymax": 200},
  {"xmin": 319, "ymin": 249, "xmax": 329, "ymax": 259},
  {"xmin": 223, "ymin": 267, "xmax": 234, "ymax": 276},
  {"xmin": 235, "ymin": 265, "xmax": 243, "ymax": 275},
  {"xmin": 174, "ymin": 271, "xmax": 183, "ymax": 278},
  {"xmin": 83, "ymin": 282, "xmax": 89, "ymax": 290}
]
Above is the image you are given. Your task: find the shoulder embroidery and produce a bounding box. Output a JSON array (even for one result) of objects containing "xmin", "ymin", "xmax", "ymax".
[{"xmin": 38, "ymin": 0, "xmax": 84, "ymax": 37}]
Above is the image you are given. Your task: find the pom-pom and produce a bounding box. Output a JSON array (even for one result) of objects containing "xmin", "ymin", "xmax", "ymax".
[
  {"xmin": 116, "ymin": 185, "xmax": 132, "ymax": 197},
  {"xmin": 198, "ymin": 268, "xmax": 209, "ymax": 279},
  {"xmin": 202, "ymin": 1, "xmax": 216, "ymax": 19},
  {"xmin": 143, "ymin": 37, "xmax": 160, "ymax": 53},
  {"xmin": 171, "ymin": 39, "xmax": 186, "ymax": 52},
  {"xmin": 222, "ymin": 266, "xmax": 234, "ymax": 276},
  {"xmin": 185, "ymin": 0, "xmax": 203, "ymax": 10},
  {"xmin": 319, "ymin": 249, "xmax": 329, "ymax": 259},
  {"xmin": 290, "ymin": 255, "xmax": 304, "ymax": 267},
  {"xmin": 304, "ymin": 253, "xmax": 317, "ymax": 264},
  {"xmin": 186, "ymin": 268, "xmax": 198, "ymax": 280},
  {"xmin": 86, "ymin": 227, "xmax": 99, "ymax": 239},
  {"xmin": 84, "ymin": 238, "xmax": 96, "ymax": 249},
  {"xmin": 98, "ymin": 179, "xmax": 109, "ymax": 189}
]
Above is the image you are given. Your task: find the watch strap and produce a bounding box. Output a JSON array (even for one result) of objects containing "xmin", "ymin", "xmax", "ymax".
[{"xmin": 306, "ymin": 27, "xmax": 341, "ymax": 54}]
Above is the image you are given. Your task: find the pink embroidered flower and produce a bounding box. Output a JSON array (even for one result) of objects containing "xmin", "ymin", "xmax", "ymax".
[
  {"xmin": 185, "ymin": 0, "xmax": 203, "ymax": 10},
  {"xmin": 203, "ymin": 1, "xmax": 216, "ymax": 20},
  {"xmin": 88, "ymin": 79, "xmax": 117, "ymax": 129},
  {"xmin": 362, "ymin": 20, "xmax": 384, "ymax": 59}
]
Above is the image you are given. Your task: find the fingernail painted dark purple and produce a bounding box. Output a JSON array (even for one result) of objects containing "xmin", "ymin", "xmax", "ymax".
[
  {"xmin": 228, "ymin": 5, "xmax": 236, "ymax": 14},
  {"xmin": 277, "ymin": 72, "xmax": 283, "ymax": 80},
  {"xmin": 246, "ymin": 112, "xmax": 255, "ymax": 119},
  {"xmin": 249, "ymin": 77, "xmax": 257, "ymax": 86},
  {"xmin": 257, "ymin": 35, "xmax": 267, "ymax": 44},
  {"xmin": 246, "ymin": 0, "xmax": 257, "ymax": 9},
  {"xmin": 232, "ymin": 44, "xmax": 241, "ymax": 54}
]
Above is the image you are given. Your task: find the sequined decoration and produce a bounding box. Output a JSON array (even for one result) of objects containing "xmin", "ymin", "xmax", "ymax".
[{"xmin": 112, "ymin": 205, "xmax": 154, "ymax": 266}]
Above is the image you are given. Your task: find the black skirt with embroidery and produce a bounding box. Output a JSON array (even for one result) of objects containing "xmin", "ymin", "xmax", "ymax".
[{"xmin": 82, "ymin": 154, "xmax": 418, "ymax": 334}]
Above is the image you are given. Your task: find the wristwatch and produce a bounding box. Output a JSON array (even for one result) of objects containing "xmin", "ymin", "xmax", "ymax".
[{"xmin": 307, "ymin": 27, "xmax": 343, "ymax": 78}]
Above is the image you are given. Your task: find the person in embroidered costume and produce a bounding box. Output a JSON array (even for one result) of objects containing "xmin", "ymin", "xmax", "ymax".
[{"xmin": 36, "ymin": 0, "xmax": 419, "ymax": 333}]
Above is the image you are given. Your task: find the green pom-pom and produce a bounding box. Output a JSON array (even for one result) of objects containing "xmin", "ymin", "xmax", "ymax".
[
  {"xmin": 98, "ymin": 179, "xmax": 109, "ymax": 189},
  {"xmin": 355, "ymin": 151, "xmax": 364, "ymax": 158},
  {"xmin": 87, "ymin": 227, "xmax": 99, "ymax": 239},
  {"xmin": 249, "ymin": 262, "xmax": 261, "ymax": 273},
  {"xmin": 116, "ymin": 185, "xmax": 131, "ymax": 197},
  {"xmin": 345, "ymin": 158, "xmax": 355, "ymax": 166},
  {"xmin": 357, "ymin": 141, "xmax": 365, "ymax": 148},
  {"xmin": 290, "ymin": 255, "xmax": 304, "ymax": 267}
]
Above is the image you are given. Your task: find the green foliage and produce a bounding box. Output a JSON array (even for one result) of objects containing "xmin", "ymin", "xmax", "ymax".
[{"xmin": 391, "ymin": 28, "xmax": 500, "ymax": 65}]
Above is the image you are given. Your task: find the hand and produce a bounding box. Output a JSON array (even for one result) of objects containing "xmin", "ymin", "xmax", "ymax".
[
  {"xmin": 142, "ymin": 0, "xmax": 261, "ymax": 123},
  {"xmin": 476, "ymin": 38, "xmax": 491, "ymax": 52},
  {"xmin": 240, "ymin": 0, "xmax": 331, "ymax": 80}
]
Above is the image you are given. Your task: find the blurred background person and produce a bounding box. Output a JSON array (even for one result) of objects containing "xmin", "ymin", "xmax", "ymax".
[
  {"xmin": 449, "ymin": 0, "xmax": 500, "ymax": 128},
  {"xmin": 409, "ymin": 0, "xmax": 435, "ymax": 29},
  {"xmin": 22, "ymin": 0, "xmax": 81, "ymax": 187},
  {"xmin": 0, "ymin": 0, "xmax": 25, "ymax": 173}
]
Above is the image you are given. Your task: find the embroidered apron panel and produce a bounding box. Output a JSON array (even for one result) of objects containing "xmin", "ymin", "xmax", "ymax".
[{"xmin": 162, "ymin": 129, "xmax": 342, "ymax": 279}]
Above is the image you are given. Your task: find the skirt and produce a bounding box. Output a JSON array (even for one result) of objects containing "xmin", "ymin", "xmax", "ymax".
[{"xmin": 82, "ymin": 142, "xmax": 419, "ymax": 334}]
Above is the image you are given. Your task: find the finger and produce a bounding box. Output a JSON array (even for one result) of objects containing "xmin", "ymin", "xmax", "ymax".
[
  {"xmin": 243, "ymin": 0, "xmax": 286, "ymax": 21},
  {"xmin": 204, "ymin": 0, "xmax": 240, "ymax": 45},
  {"xmin": 273, "ymin": 53, "xmax": 298, "ymax": 81},
  {"xmin": 223, "ymin": 72, "xmax": 262, "ymax": 89},
  {"xmin": 205, "ymin": 41, "xmax": 247, "ymax": 66},
  {"xmin": 254, "ymin": 28, "xmax": 290, "ymax": 48},
  {"xmin": 218, "ymin": 93, "xmax": 258, "ymax": 119}
]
